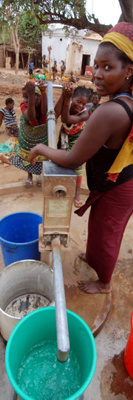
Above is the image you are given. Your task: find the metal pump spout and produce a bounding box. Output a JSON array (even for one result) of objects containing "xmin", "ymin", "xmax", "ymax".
[
  {"xmin": 51, "ymin": 237, "xmax": 70, "ymax": 362},
  {"xmin": 47, "ymin": 81, "xmax": 57, "ymax": 149},
  {"xmin": 44, "ymin": 82, "xmax": 70, "ymax": 362}
]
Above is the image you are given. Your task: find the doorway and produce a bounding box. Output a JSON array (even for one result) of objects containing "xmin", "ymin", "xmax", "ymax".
[{"xmin": 81, "ymin": 54, "xmax": 90, "ymax": 75}]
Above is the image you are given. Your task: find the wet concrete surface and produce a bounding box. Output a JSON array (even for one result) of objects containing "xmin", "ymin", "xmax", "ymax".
[{"xmin": 0, "ymin": 187, "xmax": 133, "ymax": 399}]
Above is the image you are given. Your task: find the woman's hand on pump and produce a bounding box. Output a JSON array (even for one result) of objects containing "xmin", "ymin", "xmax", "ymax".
[
  {"xmin": 38, "ymin": 80, "xmax": 46, "ymax": 95},
  {"xmin": 29, "ymin": 144, "xmax": 42, "ymax": 165},
  {"xmin": 25, "ymin": 81, "xmax": 35, "ymax": 96},
  {"xmin": 63, "ymin": 82, "xmax": 74, "ymax": 100}
]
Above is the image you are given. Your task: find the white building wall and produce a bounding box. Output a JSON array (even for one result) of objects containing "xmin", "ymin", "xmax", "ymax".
[
  {"xmin": 42, "ymin": 29, "xmax": 101, "ymax": 74},
  {"xmin": 81, "ymin": 38, "xmax": 100, "ymax": 65},
  {"xmin": 42, "ymin": 33, "xmax": 68, "ymax": 71},
  {"xmin": 66, "ymin": 38, "xmax": 100, "ymax": 74},
  {"xmin": 66, "ymin": 42, "xmax": 83, "ymax": 74}
]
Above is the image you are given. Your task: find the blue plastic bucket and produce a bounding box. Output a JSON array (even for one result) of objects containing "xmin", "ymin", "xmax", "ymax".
[
  {"xmin": 0, "ymin": 212, "xmax": 42, "ymax": 267},
  {"xmin": 5, "ymin": 307, "xmax": 97, "ymax": 400}
]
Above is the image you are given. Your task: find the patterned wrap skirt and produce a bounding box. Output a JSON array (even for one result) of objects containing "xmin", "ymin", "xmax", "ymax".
[{"xmin": 11, "ymin": 115, "xmax": 48, "ymax": 175}]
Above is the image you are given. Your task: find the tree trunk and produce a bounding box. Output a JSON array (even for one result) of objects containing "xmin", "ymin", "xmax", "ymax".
[
  {"xmin": 2, "ymin": 28, "xmax": 6, "ymax": 67},
  {"xmin": 48, "ymin": 46, "xmax": 52, "ymax": 79},
  {"xmin": 21, "ymin": 52, "xmax": 24, "ymax": 69},
  {"xmin": 7, "ymin": 12, "xmax": 20, "ymax": 74},
  {"xmin": 118, "ymin": 0, "xmax": 133, "ymax": 22},
  {"xmin": 15, "ymin": 45, "xmax": 19, "ymax": 74}
]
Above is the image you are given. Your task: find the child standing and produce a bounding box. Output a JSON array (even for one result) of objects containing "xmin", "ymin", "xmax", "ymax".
[
  {"xmin": 29, "ymin": 62, "xmax": 34, "ymax": 76},
  {"xmin": 89, "ymin": 92, "xmax": 101, "ymax": 116},
  {"xmin": 58, "ymin": 84, "xmax": 89, "ymax": 207},
  {"xmin": 52, "ymin": 60, "xmax": 57, "ymax": 81},
  {"xmin": 0, "ymin": 98, "xmax": 19, "ymax": 136},
  {"xmin": 60, "ymin": 61, "xmax": 66, "ymax": 79}
]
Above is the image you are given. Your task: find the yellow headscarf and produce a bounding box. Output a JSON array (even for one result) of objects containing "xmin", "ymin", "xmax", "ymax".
[{"xmin": 101, "ymin": 22, "xmax": 133, "ymax": 62}]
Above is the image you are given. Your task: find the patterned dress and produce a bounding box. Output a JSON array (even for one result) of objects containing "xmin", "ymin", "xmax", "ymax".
[
  {"xmin": 58, "ymin": 111, "xmax": 86, "ymax": 177},
  {"xmin": 11, "ymin": 102, "xmax": 48, "ymax": 175}
]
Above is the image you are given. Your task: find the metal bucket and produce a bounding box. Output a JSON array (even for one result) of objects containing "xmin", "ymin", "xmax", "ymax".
[{"xmin": 0, "ymin": 260, "xmax": 54, "ymax": 341}]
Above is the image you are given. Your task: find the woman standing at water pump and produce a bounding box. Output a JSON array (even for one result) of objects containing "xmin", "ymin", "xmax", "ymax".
[
  {"xmin": 2, "ymin": 80, "xmax": 63, "ymax": 186},
  {"xmin": 8, "ymin": 81, "xmax": 48, "ymax": 187},
  {"xmin": 29, "ymin": 22, "xmax": 133, "ymax": 294}
]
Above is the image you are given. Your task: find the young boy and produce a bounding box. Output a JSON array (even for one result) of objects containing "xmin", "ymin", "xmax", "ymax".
[{"xmin": 0, "ymin": 98, "xmax": 19, "ymax": 136}]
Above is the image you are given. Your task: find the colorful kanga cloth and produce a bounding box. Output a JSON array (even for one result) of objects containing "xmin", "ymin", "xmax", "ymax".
[
  {"xmin": 0, "ymin": 143, "xmax": 12, "ymax": 154},
  {"xmin": 106, "ymin": 95, "xmax": 133, "ymax": 182},
  {"xmin": 29, "ymin": 73, "xmax": 46, "ymax": 82},
  {"xmin": 16, "ymin": 114, "xmax": 48, "ymax": 166},
  {"xmin": 62, "ymin": 120, "xmax": 85, "ymax": 136},
  {"xmin": 61, "ymin": 106, "xmax": 87, "ymax": 149},
  {"xmin": 107, "ymin": 124, "xmax": 133, "ymax": 182}
]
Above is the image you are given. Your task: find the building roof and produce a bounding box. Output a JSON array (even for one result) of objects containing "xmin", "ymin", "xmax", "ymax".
[
  {"xmin": 5, "ymin": 46, "xmax": 36, "ymax": 54},
  {"xmin": 83, "ymin": 31, "xmax": 102, "ymax": 40},
  {"xmin": 43, "ymin": 25, "xmax": 102, "ymax": 41}
]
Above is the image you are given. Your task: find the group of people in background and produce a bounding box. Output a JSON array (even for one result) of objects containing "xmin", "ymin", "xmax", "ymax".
[
  {"xmin": 35, "ymin": 54, "xmax": 79, "ymax": 82},
  {"xmin": 52, "ymin": 59, "xmax": 66, "ymax": 80},
  {"xmin": 43, "ymin": 57, "xmax": 67, "ymax": 81}
]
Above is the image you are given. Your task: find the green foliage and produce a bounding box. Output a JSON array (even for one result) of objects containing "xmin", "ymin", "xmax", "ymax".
[
  {"xmin": 0, "ymin": 0, "xmax": 123, "ymax": 38},
  {"xmin": 19, "ymin": 11, "xmax": 41, "ymax": 48},
  {"xmin": 0, "ymin": 0, "xmax": 99, "ymax": 32},
  {"xmin": 0, "ymin": 1, "xmax": 48, "ymax": 50},
  {"xmin": 0, "ymin": 21, "xmax": 10, "ymax": 44}
]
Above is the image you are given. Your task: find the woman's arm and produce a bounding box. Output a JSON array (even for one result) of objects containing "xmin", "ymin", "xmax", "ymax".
[
  {"xmin": 61, "ymin": 109, "xmax": 89, "ymax": 124},
  {"xmin": 61, "ymin": 83, "xmax": 74, "ymax": 123},
  {"xmin": 39, "ymin": 82, "xmax": 47, "ymax": 117},
  {"xmin": 23, "ymin": 82, "xmax": 36, "ymax": 121},
  {"xmin": 54, "ymin": 90, "xmax": 65, "ymax": 119},
  {"xmin": 29, "ymin": 102, "xmax": 117, "ymax": 168},
  {"xmin": 29, "ymin": 100, "xmax": 131, "ymax": 168}
]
